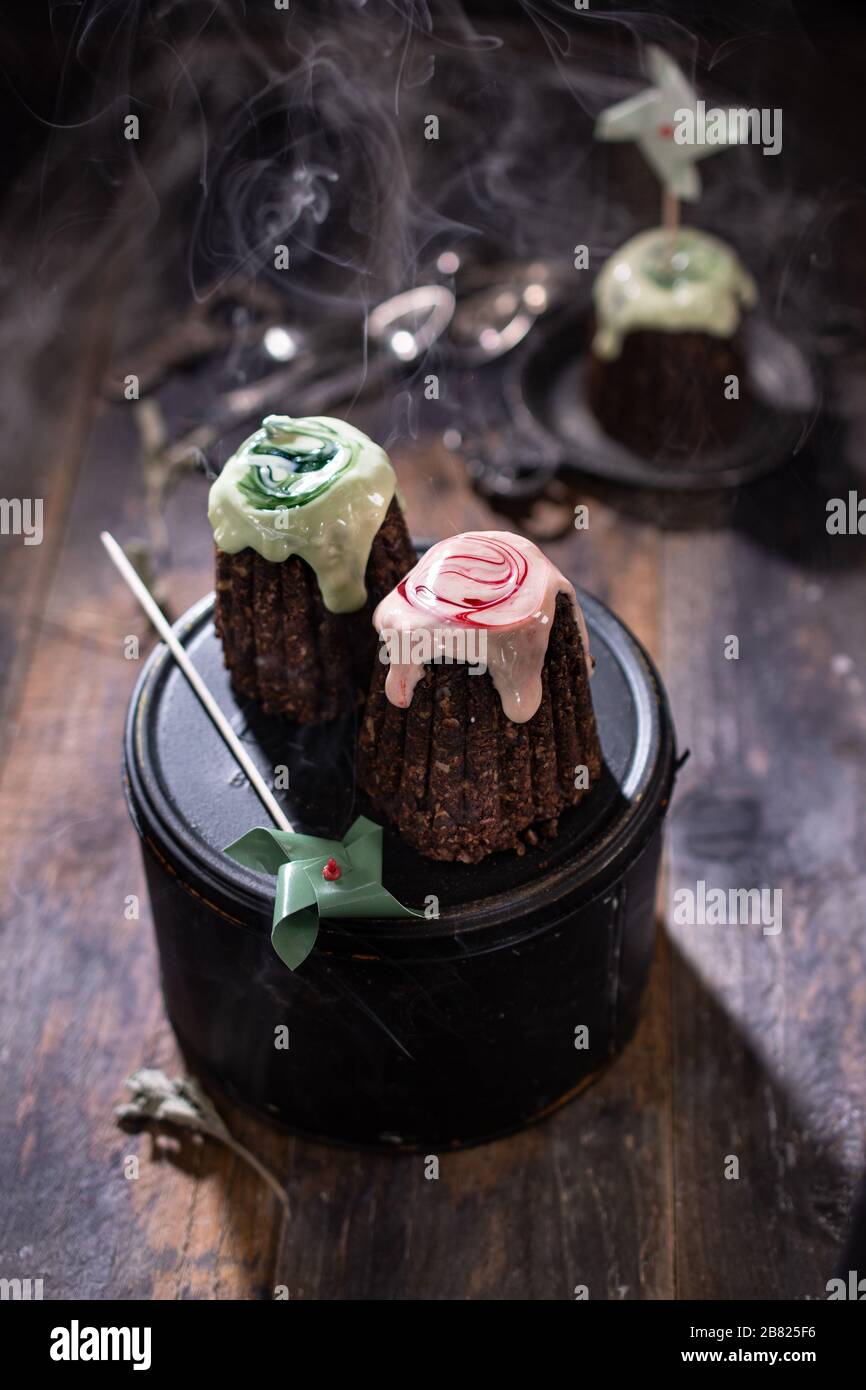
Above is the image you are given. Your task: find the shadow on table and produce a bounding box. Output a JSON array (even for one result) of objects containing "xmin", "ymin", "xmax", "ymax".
[
  {"xmin": 117, "ymin": 912, "xmax": 859, "ymax": 1300},
  {"xmin": 658, "ymin": 930, "xmax": 857, "ymax": 1299}
]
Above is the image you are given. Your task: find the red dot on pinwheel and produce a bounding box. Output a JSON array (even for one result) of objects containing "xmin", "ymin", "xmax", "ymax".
[
  {"xmin": 658, "ymin": 123, "xmax": 674, "ymax": 139},
  {"xmin": 322, "ymin": 857, "xmax": 341, "ymax": 881}
]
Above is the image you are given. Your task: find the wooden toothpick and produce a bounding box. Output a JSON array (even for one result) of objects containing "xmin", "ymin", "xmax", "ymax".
[
  {"xmin": 101, "ymin": 530, "xmax": 294, "ymax": 833},
  {"xmin": 662, "ymin": 187, "xmax": 680, "ymax": 239}
]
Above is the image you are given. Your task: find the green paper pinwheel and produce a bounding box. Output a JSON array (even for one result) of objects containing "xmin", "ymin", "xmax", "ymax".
[
  {"xmin": 224, "ymin": 815, "xmax": 422, "ymax": 970},
  {"xmin": 595, "ymin": 45, "xmax": 742, "ymax": 204}
]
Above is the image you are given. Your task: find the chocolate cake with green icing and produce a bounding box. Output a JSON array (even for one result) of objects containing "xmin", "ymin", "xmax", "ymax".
[
  {"xmin": 357, "ymin": 531, "xmax": 601, "ymax": 863},
  {"xmin": 208, "ymin": 415, "xmax": 416, "ymax": 723},
  {"xmin": 587, "ymin": 227, "xmax": 757, "ymax": 458}
]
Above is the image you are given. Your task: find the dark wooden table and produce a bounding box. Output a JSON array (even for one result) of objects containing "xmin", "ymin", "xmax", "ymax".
[
  {"xmin": 2, "ymin": 296, "xmax": 864, "ymax": 1300},
  {"xmin": 3, "ymin": 5, "xmax": 866, "ymax": 1297}
]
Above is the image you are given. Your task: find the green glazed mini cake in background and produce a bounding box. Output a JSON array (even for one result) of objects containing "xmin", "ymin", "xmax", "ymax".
[{"xmin": 587, "ymin": 226, "xmax": 757, "ymax": 459}]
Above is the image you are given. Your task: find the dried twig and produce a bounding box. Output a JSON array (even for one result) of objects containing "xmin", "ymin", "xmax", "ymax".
[{"xmin": 116, "ymin": 1068, "xmax": 289, "ymax": 1212}]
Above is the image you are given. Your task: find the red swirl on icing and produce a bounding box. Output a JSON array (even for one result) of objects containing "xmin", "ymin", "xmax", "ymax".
[
  {"xmin": 398, "ymin": 535, "xmax": 531, "ymax": 628},
  {"xmin": 374, "ymin": 530, "xmax": 591, "ymax": 723}
]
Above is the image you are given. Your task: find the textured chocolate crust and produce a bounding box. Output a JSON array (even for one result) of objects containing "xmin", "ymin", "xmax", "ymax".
[
  {"xmin": 214, "ymin": 496, "xmax": 416, "ymax": 723},
  {"xmin": 587, "ymin": 325, "xmax": 751, "ymax": 458},
  {"xmin": 357, "ymin": 592, "xmax": 602, "ymax": 863}
]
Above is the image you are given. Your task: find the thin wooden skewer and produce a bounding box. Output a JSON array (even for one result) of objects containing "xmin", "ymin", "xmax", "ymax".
[
  {"xmin": 662, "ymin": 187, "xmax": 680, "ymax": 264},
  {"xmin": 662, "ymin": 187, "xmax": 680, "ymax": 234},
  {"xmin": 101, "ymin": 531, "xmax": 294, "ymax": 833}
]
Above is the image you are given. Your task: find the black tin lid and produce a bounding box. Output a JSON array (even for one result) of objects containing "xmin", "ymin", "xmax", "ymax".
[{"xmin": 124, "ymin": 588, "xmax": 676, "ymax": 947}]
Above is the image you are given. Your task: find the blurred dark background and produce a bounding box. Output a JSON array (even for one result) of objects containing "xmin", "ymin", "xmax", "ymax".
[{"xmin": 2, "ymin": 0, "xmax": 865, "ymax": 378}]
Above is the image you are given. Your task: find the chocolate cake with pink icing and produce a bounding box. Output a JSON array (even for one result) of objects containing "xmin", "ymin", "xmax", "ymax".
[{"xmin": 357, "ymin": 531, "xmax": 601, "ymax": 863}]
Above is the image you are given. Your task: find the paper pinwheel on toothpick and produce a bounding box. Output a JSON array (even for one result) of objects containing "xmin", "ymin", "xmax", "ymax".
[
  {"xmin": 596, "ymin": 45, "xmax": 741, "ymax": 224},
  {"xmin": 225, "ymin": 816, "xmax": 421, "ymax": 970},
  {"xmin": 101, "ymin": 532, "xmax": 421, "ymax": 975}
]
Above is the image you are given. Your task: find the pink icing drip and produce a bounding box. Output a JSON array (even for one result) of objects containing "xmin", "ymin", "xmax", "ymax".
[{"xmin": 374, "ymin": 531, "xmax": 592, "ymax": 724}]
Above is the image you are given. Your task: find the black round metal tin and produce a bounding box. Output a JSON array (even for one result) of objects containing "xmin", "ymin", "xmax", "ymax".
[{"xmin": 124, "ymin": 588, "xmax": 677, "ymax": 1149}]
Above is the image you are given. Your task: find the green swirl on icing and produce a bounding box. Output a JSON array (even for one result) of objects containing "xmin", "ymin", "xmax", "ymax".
[
  {"xmin": 592, "ymin": 227, "xmax": 757, "ymax": 361},
  {"xmin": 208, "ymin": 415, "xmax": 398, "ymax": 613},
  {"xmin": 641, "ymin": 234, "xmax": 722, "ymax": 289},
  {"xmin": 236, "ymin": 421, "xmax": 352, "ymax": 510}
]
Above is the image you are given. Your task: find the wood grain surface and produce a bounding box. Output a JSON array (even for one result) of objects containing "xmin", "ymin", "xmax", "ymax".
[{"xmin": 2, "ymin": 358, "xmax": 863, "ymax": 1300}]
